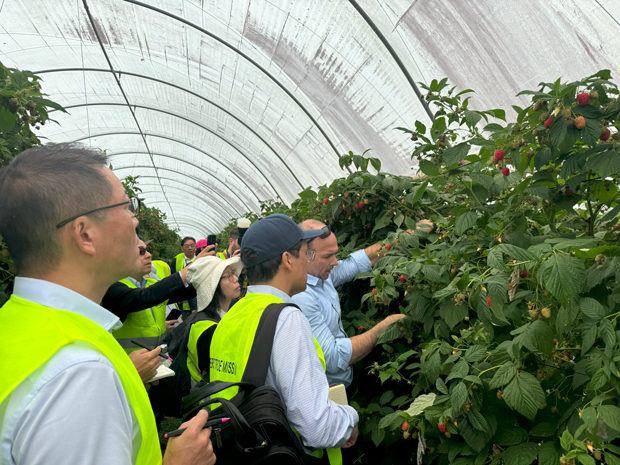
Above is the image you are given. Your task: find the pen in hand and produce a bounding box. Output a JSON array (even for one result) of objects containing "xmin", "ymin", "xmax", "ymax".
[
  {"xmin": 130, "ymin": 340, "xmax": 172, "ymax": 362},
  {"xmin": 164, "ymin": 417, "xmax": 230, "ymax": 438}
]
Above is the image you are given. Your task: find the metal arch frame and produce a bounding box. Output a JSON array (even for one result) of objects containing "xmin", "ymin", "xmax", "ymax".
[
  {"xmin": 68, "ymin": 131, "xmax": 280, "ymax": 206},
  {"xmin": 135, "ymin": 185, "xmax": 233, "ymax": 228},
  {"xmin": 111, "ymin": 166, "xmax": 243, "ymax": 218},
  {"xmin": 123, "ymin": 0, "xmax": 352, "ymax": 175},
  {"xmin": 81, "ymin": 0, "xmax": 179, "ymax": 228},
  {"xmin": 135, "ymin": 187, "xmax": 231, "ymax": 227},
  {"xmin": 54, "ymin": 105, "xmax": 284, "ymax": 200},
  {"xmin": 108, "ymin": 149, "xmax": 258, "ymax": 210},
  {"xmin": 347, "ymin": 0, "xmax": 434, "ymax": 122},
  {"xmin": 108, "ymin": 150, "xmax": 261, "ymax": 204},
  {"xmin": 33, "ymin": 68, "xmax": 300, "ymax": 193},
  {"xmin": 42, "ymin": 94, "xmax": 295, "ymax": 196}
]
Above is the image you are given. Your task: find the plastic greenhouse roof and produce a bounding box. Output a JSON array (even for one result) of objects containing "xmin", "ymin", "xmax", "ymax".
[{"xmin": 2, "ymin": 0, "xmax": 620, "ymax": 237}]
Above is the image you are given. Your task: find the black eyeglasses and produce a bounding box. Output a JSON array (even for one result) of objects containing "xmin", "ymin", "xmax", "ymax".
[
  {"xmin": 56, "ymin": 197, "xmax": 140, "ymax": 229},
  {"xmin": 307, "ymin": 225, "xmax": 331, "ymax": 246},
  {"xmin": 138, "ymin": 246, "xmax": 147, "ymax": 256}
]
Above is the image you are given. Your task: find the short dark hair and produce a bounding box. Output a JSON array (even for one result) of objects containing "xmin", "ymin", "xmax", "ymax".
[
  {"xmin": 229, "ymin": 227, "xmax": 239, "ymax": 241},
  {"xmin": 0, "ymin": 143, "xmax": 111, "ymax": 274},
  {"xmin": 241, "ymin": 239, "xmax": 303, "ymax": 285},
  {"xmin": 181, "ymin": 236, "xmax": 195, "ymax": 246}
]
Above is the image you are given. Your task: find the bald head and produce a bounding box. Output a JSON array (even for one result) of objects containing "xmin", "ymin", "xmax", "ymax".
[{"xmin": 298, "ymin": 219, "xmax": 326, "ymax": 231}]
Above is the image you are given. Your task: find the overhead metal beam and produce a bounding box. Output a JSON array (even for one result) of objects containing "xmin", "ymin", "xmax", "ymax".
[
  {"xmin": 123, "ymin": 0, "xmax": 352, "ymax": 174},
  {"xmin": 48, "ymin": 99, "xmax": 292, "ymax": 196},
  {"xmin": 112, "ymin": 166, "xmax": 243, "ymax": 217},
  {"xmin": 65, "ymin": 128, "xmax": 283, "ymax": 200}
]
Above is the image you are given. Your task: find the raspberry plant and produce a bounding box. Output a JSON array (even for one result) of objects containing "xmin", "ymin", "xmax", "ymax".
[{"xmin": 217, "ymin": 70, "xmax": 620, "ymax": 464}]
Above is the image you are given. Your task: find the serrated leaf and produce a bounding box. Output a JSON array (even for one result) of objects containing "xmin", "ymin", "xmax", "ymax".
[
  {"xmin": 580, "ymin": 406, "xmax": 597, "ymax": 429},
  {"xmin": 605, "ymin": 453, "xmax": 620, "ymax": 465},
  {"xmin": 512, "ymin": 320, "xmax": 554, "ymax": 355},
  {"xmin": 451, "ymin": 382, "xmax": 468, "ymax": 410},
  {"xmin": 404, "ymin": 393, "xmax": 437, "ymax": 416},
  {"xmin": 455, "ymin": 211, "xmax": 477, "ymax": 235},
  {"xmin": 584, "ymin": 150, "xmax": 620, "ymax": 177},
  {"xmin": 447, "ymin": 360, "xmax": 470, "ymax": 381},
  {"xmin": 503, "ymin": 442, "xmax": 539, "ymax": 465},
  {"xmin": 380, "ymin": 390, "xmax": 394, "ymax": 405},
  {"xmin": 443, "ymin": 143, "xmax": 471, "ymax": 166},
  {"xmin": 538, "ymin": 442, "xmax": 562, "ymax": 465},
  {"xmin": 503, "ymin": 371, "xmax": 545, "ymax": 420},
  {"xmin": 556, "ymin": 301, "xmax": 580, "ymax": 334},
  {"xmin": 463, "ymin": 345, "xmax": 487, "ymax": 362},
  {"xmin": 529, "ymin": 422, "xmax": 556, "ymax": 437},
  {"xmin": 538, "ymin": 253, "xmax": 586, "ymax": 306},
  {"xmin": 488, "ymin": 361, "xmax": 517, "ymax": 389},
  {"xmin": 582, "ymin": 324, "xmax": 598, "ymax": 354},
  {"xmin": 467, "ymin": 409, "xmax": 489, "ymax": 431},
  {"xmin": 371, "ymin": 425, "xmax": 385, "ymax": 446},
  {"xmin": 579, "ymin": 297, "xmax": 607, "ymax": 321},
  {"xmin": 436, "ymin": 378, "xmax": 449, "ymax": 395},
  {"xmin": 598, "ymin": 405, "xmax": 620, "ymax": 432}
]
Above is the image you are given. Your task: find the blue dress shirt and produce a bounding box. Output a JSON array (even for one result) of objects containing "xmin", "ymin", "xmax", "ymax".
[{"xmin": 292, "ymin": 249, "xmax": 372, "ymax": 387}]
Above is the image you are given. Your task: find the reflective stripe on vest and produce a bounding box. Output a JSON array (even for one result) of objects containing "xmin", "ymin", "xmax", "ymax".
[
  {"xmin": 0, "ymin": 295, "xmax": 161, "ymax": 465},
  {"xmin": 209, "ymin": 293, "xmax": 340, "ymax": 465},
  {"xmin": 113, "ymin": 278, "xmax": 167, "ymax": 353},
  {"xmin": 187, "ymin": 320, "xmax": 218, "ymax": 382}
]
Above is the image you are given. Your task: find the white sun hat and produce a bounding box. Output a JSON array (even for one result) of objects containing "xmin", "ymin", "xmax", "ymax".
[{"xmin": 186, "ymin": 256, "xmax": 244, "ymax": 311}]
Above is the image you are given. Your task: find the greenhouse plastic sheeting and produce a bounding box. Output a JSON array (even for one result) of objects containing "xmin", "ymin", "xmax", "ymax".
[{"xmin": 2, "ymin": 0, "xmax": 620, "ymax": 236}]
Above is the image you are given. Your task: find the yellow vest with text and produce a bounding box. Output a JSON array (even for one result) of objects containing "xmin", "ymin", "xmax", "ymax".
[
  {"xmin": 0, "ymin": 295, "xmax": 161, "ymax": 465},
  {"xmin": 209, "ymin": 293, "xmax": 341, "ymax": 465},
  {"xmin": 187, "ymin": 319, "xmax": 219, "ymax": 382},
  {"xmin": 112, "ymin": 277, "xmax": 167, "ymax": 353},
  {"xmin": 173, "ymin": 253, "xmax": 191, "ymax": 312}
]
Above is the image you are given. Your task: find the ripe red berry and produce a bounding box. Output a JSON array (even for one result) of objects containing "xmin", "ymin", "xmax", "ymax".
[
  {"xmin": 458, "ymin": 161, "xmax": 463, "ymax": 166},
  {"xmin": 400, "ymin": 276, "xmax": 407, "ymax": 284},
  {"xmin": 359, "ymin": 202, "xmax": 365, "ymax": 209},
  {"xmin": 385, "ymin": 244, "xmax": 392, "ymax": 251},
  {"xmin": 486, "ymin": 297, "xmax": 492, "ymax": 307},
  {"xmin": 544, "ymin": 116, "xmax": 554, "ymax": 129},
  {"xmin": 577, "ymin": 92, "xmax": 589, "ymax": 106},
  {"xmin": 600, "ymin": 128, "xmax": 611, "ymax": 141},
  {"xmin": 564, "ymin": 188, "xmax": 574, "ymax": 197},
  {"xmin": 359, "ymin": 325, "xmax": 364, "ymax": 330},
  {"xmin": 520, "ymin": 270, "xmax": 528, "ymax": 279},
  {"xmin": 324, "ymin": 199, "xmax": 329, "ymax": 204},
  {"xmin": 553, "ymin": 339, "xmax": 557, "ymax": 345},
  {"xmin": 402, "ymin": 421, "xmax": 410, "ymax": 431},
  {"xmin": 501, "ymin": 168, "xmax": 510, "ymax": 176},
  {"xmin": 438, "ymin": 424, "xmax": 447, "ymax": 433},
  {"xmin": 344, "ymin": 193, "xmax": 349, "ymax": 198},
  {"xmin": 372, "ymin": 289, "xmax": 377, "ymax": 293},
  {"xmin": 494, "ymin": 149, "xmax": 505, "ymax": 161}
]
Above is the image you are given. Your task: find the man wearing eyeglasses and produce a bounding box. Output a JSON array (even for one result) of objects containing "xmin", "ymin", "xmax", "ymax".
[
  {"xmin": 293, "ymin": 219, "xmax": 432, "ymax": 390},
  {"xmin": 0, "ymin": 144, "xmax": 215, "ymax": 465}
]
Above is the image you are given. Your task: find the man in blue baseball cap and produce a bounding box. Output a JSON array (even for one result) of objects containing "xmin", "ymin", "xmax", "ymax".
[{"xmin": 208, "ymin": 214, "xmax": 359, "ymax": 463}]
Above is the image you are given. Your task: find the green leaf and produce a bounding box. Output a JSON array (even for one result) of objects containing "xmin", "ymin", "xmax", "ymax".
[
  {"xmin": 372, "ymin": 212, "xmax": 392, "ymax": 233},
  {"xmin": 0, "ymin": 107, "xmax": 18, "ymax": 132},
  {"xmin": 493, "ymin": 426, "xmax": 529, "ymax": 445},
  {"xmin": 488, "ymin": 361, "xmax": 517, "ymax": 389},
  {"xmin": 440, "ymin": 301, "xmax": 468, "ymax": 329},
  {"xmin": 598, "ymin": 405, "xmax": 620, "ymax": 432},
  {"xmin": 512, "ymin": 320, "xmax": 554, "ymax": 355},
  {"xmin": 584, "ymin": 150, "xmax": 620, "ymax": 177},
  {"xmin": 538, "ymin": 253, "xmax": 586, "ymax": 306},
  {"xmin": 415, "ymin": 121, "xmax": 426, "ymax": 134},
  {"xmin": 436, "ymin": 378, "xmax": 449, "ymax": 395},
  {"xmin": 451, "ymin": 382, "xmax": 468, "ymax": 410},
  {"xmin": 419, "ymin": 160, "xmax": 439, "ymax": 177},
  {"xmin": 503, "ymin": 371, "xmax": 545, "ymax": 420},
  {"xmin": 582, "ymin": 324, "xmax": 598, "ymax": 354},
  {"xmin": 556, "ymin": 301, "xmax": 580, "ymax": 334},
  {"xmin": 380, "ymin": 390, "xmax": 394, "ymax": 405},
  {"xmin": 463, "ymin": 345, "xmax": 487, "ymax": 362},
  {"xmin": 605, "ymin": 453, "xmax": 620, "ymax": 465},
  {"xmin": 579, "ymin": 297, "xmax": 607, "ymax": 321},
  {"xmin": 455, "ymin": 211, "xmax": 477, "ymax": 235},
  {"xmin": 550, "ymin": 117, "xmax": 567, "ymax": 150},
  {"xmin": 410, "ymin": 181, "xmax": 428, "ymax": 204},
  {"xmin": 443, "ymin": 143, "xmax": 471, "ymax": 166},
  {"xmin": 467, "ymin": 409, "xmax": 489, "ymax": 431},
  {"xmin": 447, "ymin": 360, "xmax": 469, "ymax": 381},
  {"xmin": 529, "ymin": 422, "xmax": 556, "ymax": 437},
  {"xmin": 371, "ymin": 425, "xmax": 385, "ymax": 446},
  {"xmin": 590, "ymin": 368, "xmax": 609, "ymax": 390},
  {"xmin": 464, "ymin": 110, "xmax": 482, "ymax": 127},
  {"xmin": 538, "ymin": 442, "xmax": 562, "ymax": 465},
  {"xmin": 577, "ymin": 453, "xmax": 596, "ymax": 465},
  {"xmin": 582, "ymin": 117, "xmax": 601, "ymax": 146},
  {"xmin": 580, "ymin": 406, "xmax": 597, "ymax": 429},
  {"xmin": 503, "ymin": 443, "xmax": 539, "ymax": 465},
  {"xmin": 404, "ymin": 393, "xmax": 437, "ymax": 416}
]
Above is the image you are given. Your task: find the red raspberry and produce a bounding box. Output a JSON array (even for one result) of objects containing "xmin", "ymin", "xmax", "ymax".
[
  {"xmin": 385, "ymin": 244, "xmax": 392, "ymax": 251},
  {"xmin": 372, "ymin": 289, "xmax": 377, "ymax": 293},
  {"xmin": 400, "ymin": 276, "xmax": 407, "ymax": 284},
  {"xmin": 565, "ymin": 188, "xmax": 574, "ymax": 197},
  {"xmin": 501, "ymin": 168, "xmax": 510, "ymax": 176},
  {"xmin": 577, "ymin": 92, "xmax": 589, "ymax": 106},
  {"xmin": 520, "ymin": 270, "xmax": 528, "ymax": 278},
  {"xmin": 402, "ymin": 421, "xmax": 410, "ymax": 431},
  {"xmin": 359, "ymin": 325, "xmax": 364, "ymax": 330},
  {"xmin": 486, "ymin": 297, "xmax": 492, "ymax": 307},
  {"xmin": 494, "ymin": 149, "xmax": 505, "ymax": 161},
  {"xmin": 324, "ymin": 199, "xmax": 329, "ymax": 204},
  {"xmin": 544, "ymin": 116, "xmax": 554, "ymax": 129},
  {"xmin": 553, "ymin": 340, "xmax": 557, "ymax": 345},
  {"xmin": 359, "ymin": 202, "xmax": 365, "ymax": 209},
  {"xmin": 438, "ymin": 424, "xmax": 447, "ymax": 433},
  {"xmin": 600, "ymin": 129, "xmax": 611, "ymax": 141}
]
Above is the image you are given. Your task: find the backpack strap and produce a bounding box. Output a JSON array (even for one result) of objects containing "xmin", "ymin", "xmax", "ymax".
[{"xmin": 241, "ymin": 303, "xmax": 299, "ymax": 387}]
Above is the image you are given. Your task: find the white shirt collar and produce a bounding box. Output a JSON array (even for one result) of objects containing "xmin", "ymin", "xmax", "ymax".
[
  {"xmin": 13, "ymin": 277, "xmax": 122, "ymax": 331},
  {"xmin": 247, "ymin": 285, "xmax": 295, "ymax": 304}
]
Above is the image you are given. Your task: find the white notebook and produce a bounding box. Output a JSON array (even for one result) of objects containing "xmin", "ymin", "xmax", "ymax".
[
  {"xmin": 329, "ymin": 384, "xmax": 348, "ymax": 406},
  {"xmin": 147, "ymin": 364, "xmax": 175, "ymax": 383}
]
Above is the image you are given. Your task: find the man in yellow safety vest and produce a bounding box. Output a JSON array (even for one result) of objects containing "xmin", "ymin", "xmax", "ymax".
[
  {"xmin": 209, "ymin": 214, "xmax": 359, "ymax": 464},
  {"xmin": 0, "ymin": 144, "xmax": 215, "ymax": 465}
]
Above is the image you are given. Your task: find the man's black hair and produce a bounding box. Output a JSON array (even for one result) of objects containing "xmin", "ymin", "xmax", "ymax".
[
  {"xmin": 241, "ymin": 240, "xmax": 303, "ymax": 285},
  {"xmin": 0, "ymin": 143, "xmax": 111, "ymax": 274},
  {"xmin": 181, "ymin": 236, "xmax": 196, "ymax": 247}
]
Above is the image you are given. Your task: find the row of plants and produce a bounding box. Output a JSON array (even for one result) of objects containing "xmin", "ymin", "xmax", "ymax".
[{"xmin": 216, "ymin": 70, "xmax": 620, "ymax": 465}]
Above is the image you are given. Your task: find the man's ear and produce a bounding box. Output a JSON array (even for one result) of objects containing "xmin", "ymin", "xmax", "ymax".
[
  {"xmin": 280, "ymin": 251, "xmax": 294, "ymax": 272},
  {"xmin": 68, "ymin": 217, "xmax": 98, "ymax": 256}
]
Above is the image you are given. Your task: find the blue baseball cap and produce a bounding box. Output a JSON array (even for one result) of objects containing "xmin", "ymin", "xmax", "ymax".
[{"xmin": 241, "ymin": 214, "xmax": 324, "ymax": 267}]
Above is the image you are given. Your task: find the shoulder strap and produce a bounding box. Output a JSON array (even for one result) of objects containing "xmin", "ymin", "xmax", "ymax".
[{"xmin": 241, "ymin": 302, "xmax": 299, "ymax": 386}]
